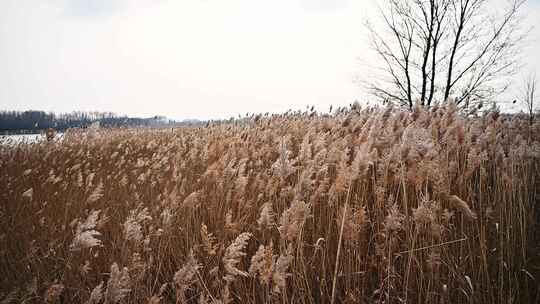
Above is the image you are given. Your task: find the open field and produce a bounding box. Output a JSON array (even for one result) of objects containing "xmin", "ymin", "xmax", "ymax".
[{"xmin": 1, "ymin": 104, "xmax": 539, "ymax": 303}]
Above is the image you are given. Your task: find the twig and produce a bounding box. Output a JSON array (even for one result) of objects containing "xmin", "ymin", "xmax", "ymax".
[{"xmin": 396, "ymin": 237, "xmax": 468, "ymax": 255}]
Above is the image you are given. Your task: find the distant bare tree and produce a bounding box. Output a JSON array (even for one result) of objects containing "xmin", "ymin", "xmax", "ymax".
[
  {"xmin": 365, "ymin": 0, "xmax": 527, "ymax": 109},
  {"xmin": 519, "ymin": 72, "xmax": 537, "ymax": 124}
]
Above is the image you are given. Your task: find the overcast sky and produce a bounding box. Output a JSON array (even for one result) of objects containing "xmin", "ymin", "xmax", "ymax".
[{"xmin": 1, "ymin": 0, "xmax": 539, "ymax": 120}]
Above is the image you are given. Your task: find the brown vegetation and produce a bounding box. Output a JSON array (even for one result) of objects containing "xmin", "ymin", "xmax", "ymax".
[{"xmin": 1, "ymin": 103, "xmax": 539, "ymax": 303}]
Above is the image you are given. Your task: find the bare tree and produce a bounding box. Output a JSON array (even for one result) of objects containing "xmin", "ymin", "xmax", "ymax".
[
  {"xmin": 519, "ymin": 72, "xmax": 537, "ymax": 124},
  {"xmin": 365, "ymin": 0, "xmax": 527, "ymax": 109}
]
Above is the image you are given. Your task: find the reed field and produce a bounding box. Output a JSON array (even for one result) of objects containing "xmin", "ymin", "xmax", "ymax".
[{"xmin": 1, "ymin": 103, "xmax": 539, "ymax": 303}]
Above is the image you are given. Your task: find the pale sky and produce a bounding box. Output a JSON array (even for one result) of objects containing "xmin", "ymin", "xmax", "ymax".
[{"xmin": 1, "ymin": 0, "xmax": 539, "ymax": 120}]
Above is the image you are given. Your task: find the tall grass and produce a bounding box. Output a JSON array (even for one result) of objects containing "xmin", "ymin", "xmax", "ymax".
[{"xmin": 1, "ymin": 103, "xmax": 539, "ymax": 303}]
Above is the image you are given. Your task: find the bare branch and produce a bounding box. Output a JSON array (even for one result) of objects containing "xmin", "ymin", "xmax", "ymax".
[{"xmin": 364, "ymin": 0, "xmax": 527, "ymax": 110}]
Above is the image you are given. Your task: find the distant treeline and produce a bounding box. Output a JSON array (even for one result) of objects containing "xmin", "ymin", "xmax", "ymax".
[{"xmin": 0, "ymin": 110, "xmax": 175, "ymax": 133}]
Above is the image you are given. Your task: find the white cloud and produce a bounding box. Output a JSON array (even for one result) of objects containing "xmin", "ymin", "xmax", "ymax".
[
  {"xmin": 64, "ymin": 0, "xmax": 120, "ymax": 17},
  {"xmin": 299, "ymin": 0, "xmax": 349, "ymax": 11}
]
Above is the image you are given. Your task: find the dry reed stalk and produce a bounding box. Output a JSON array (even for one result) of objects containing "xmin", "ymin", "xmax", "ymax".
[
  {"xmin": 447, "ymin": 195, "xmax": 477, "ymax": 220},
  {"xmin": 223, "ymin": 232, "xmax": 252, "ymax": 282},
  {"xmin": 331, "ymin": 185, "xmax": 351, "ymax": 304},
  {"xmin": 1, "ymin": 103, "xmax": 538, "ymax": 303}
]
